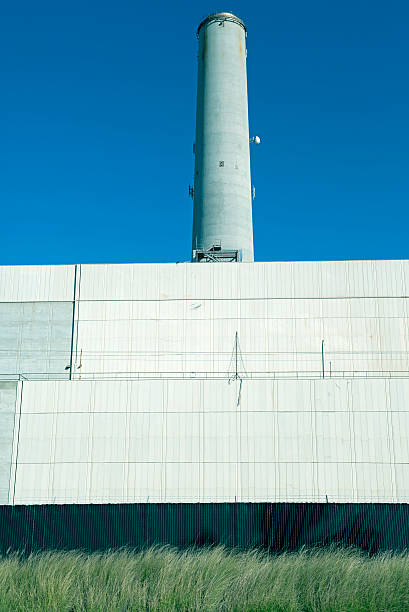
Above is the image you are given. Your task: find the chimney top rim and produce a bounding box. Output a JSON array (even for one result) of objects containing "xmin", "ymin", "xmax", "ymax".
[{"xmin": 197, "ymin": 13, "xmax": 246, "ymax": 36}]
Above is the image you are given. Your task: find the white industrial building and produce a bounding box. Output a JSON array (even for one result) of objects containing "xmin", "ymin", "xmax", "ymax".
[
  {"xmin": 0, "ymin": 13, "xmax": 407, "ymax": 550},
  {"xmin": 1, "ymin": 259, "xmax": 409, "ymax": 507}
]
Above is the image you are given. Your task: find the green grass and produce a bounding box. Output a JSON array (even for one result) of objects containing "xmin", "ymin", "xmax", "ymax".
[{"xmin": 0, "ymin": 547, "xmax": 409, "ymax": 611}]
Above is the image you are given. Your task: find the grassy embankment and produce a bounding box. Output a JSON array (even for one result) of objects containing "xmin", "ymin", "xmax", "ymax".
[{"xmin": 0, "ymin": 546, "xmax": 409, "ymax": 611}]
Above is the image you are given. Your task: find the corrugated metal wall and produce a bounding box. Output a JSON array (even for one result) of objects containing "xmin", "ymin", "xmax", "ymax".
[
  {"xmin": 1, "ymin": 261, "xmax": 409, "ymax": 379},
  {"xmin": 0, "ymin": 265, "xmax": 74, "ymax": 303},
  {"xmin": 0, "ymin": 302, "xmax": 73, "ymax": 377},
  {"xmin": 2, "ymin": 503, "xmax": 409, "ymax": 553},
  {"xmin": 0, "ymin": 261, "xmax": 409, "ymax": 509},
  {"xmin": 0, "ymin": 265, "xmax": 74, "ymax": 381},
  {"xmin": 9, "ymin": 378, "xmax": 409, "ymax": 505},
  {"xmin": 74, "ymin": 261, "xmax": 409, "ymax": 377}
]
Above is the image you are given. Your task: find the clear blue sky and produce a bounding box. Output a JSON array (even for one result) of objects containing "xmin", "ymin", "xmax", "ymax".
[{"xmin": 1, "ymin": 0, "xmax": 408, "ymax": 264}]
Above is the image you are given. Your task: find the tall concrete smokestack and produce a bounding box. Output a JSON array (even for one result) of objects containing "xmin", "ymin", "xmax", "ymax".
[{"xmin": 192, "ymin": 12, "xmax": 254, "ymax": 263}]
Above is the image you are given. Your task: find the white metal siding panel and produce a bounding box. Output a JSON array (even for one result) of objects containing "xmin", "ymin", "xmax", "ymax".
[
  {"xmin": 5, "ymin": 259, "xmax": 409, "ymax": 505},
  {"xmin": 264, "ymin": 262, "xmax": 294, "ymax": 299},
  {"xmin": 275, "ymin": 380, "xmax": 313, "ymax": 411},
  {"xmin": 292, "ymin": 262, "xmax": 322, "ymax": 298},
  {"xmin": 0, "ymin": 383, "xmax": 17, "ymax": 503},
  {"xmin": 315, "ymin": 413, "xmax": 351, "ymax": 462},
  {"xmin": 395, "ymin": 465, "xmax": 409, "ymax": 500},
  {"xmin": 352, "ymin": 412, "xmax": 391, "ymax": 463},
  {"xmin": 0, "ymin": 260, "xmax": 397, "ymax": 307},
  {"xmin": 128, "ymin": 413, "xmax": 163, "ymax": 462},
  {"xmin": 17, "ymin": 413, "xmax": 54, "ymax": 464},
  {"xmin": 11, "ymin": 377, "xmax": 409, "ymax": 505},
  {"xmin": 277, "ymin": 412, "xmax": 315, "ymax": 463},
  {"xmin": 391, "ymin": 412, "xmax": 409, "ymax": 462},
  {"xmin": 78, "ymin": 261, "xmax": 408, "ymax": 301},
  {"xmin": 0, "ymin": 302, "xmax": 73, "ymax": 378},
  {"xmin": 73, "ymin": 261, "xmax": 409, "ymax": 378},
  {"xmin": 0, "ymin": 265, "xmax": 75, "ymax": 302},
  {"xmin": 317, "ymin": 461, "xmax": 355, "ymax": 501},
  {"xmin": 350, "ymin": 379, "xmax": 389, "ymax": 412},
  {"xmin": 319, "ymin": 261, "xmax": 349, "ymax": 298}
]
